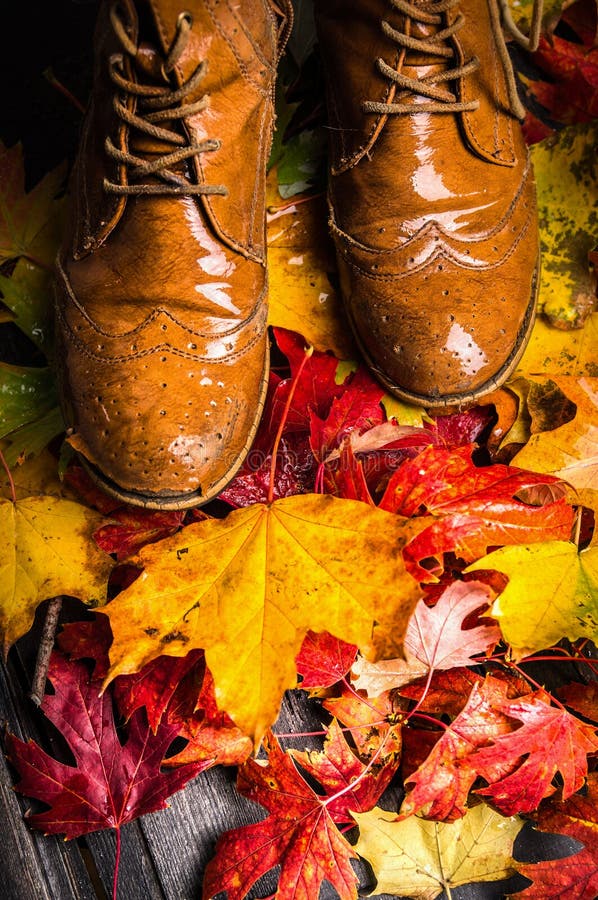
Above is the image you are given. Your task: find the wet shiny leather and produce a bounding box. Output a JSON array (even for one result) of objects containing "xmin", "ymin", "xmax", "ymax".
[
  {"xmin": 55, "ymin": 0, "xmax": 292, "ymax": 508},
  {"xmin": 315, "ymin": 0, "xmax": 539, "ymax": 408}
]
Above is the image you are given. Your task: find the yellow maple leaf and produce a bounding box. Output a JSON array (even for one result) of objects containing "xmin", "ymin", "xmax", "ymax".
[
  {"xmin": 354, "ymin": 802, "xmax": 523, "ymax": 899},
  {"xmin": 467, "ymin": 540, "xmax": 598, "ymax": 657},
  {"xmin": 102, "ymin": 494, "xmax": 424, "ymax": 744},
  {"xmin": 0, "ymin": 495, "xmax": 113, "ymax": 654},
  {"xmin": 512, "ymin": 375, "xmax": 598, "ymax": 510}
]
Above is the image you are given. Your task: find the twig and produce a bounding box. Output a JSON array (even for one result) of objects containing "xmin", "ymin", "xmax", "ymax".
[{"xmin": 30, "ymin": 597, "xmax": 62, "ymax": 705}]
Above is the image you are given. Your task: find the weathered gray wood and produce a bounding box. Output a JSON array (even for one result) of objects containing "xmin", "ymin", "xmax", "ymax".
[{"xmin": 0, "ymin": 656, "xmax": 97, "ymax": 900}]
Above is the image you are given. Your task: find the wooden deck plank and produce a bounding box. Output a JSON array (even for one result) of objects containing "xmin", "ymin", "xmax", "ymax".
[{"xmin": 1, "ymin": 657, "xmax": 97, "ymax": 900}]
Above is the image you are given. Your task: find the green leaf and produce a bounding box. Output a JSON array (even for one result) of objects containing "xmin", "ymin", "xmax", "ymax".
[
  {"xmin": 0, "ymin": 142, "xmax": 65, "ymax": 268},
  {"xmin": 0, "ymin": 258, "xmax": 53, "ymax": 353},
  {"xmin": 277, "ymin": 128, "xmax": 326, "ymax": 199},
  {"xmin": 0, "ymin": 362, "xmax": 58, "ymax": 440},
  {"xmin": 3, "ymin": 406, "xmax": 64, "ymax": 466}
]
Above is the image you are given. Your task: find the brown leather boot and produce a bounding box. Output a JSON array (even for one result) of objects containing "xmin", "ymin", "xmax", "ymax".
[
  {"xmin": 315, "ymin": 0, "xmax": 541, "ymax": 408},
  {"xmin": 55, "ymin": 0, "xmax": 292, "ymax": 508}
]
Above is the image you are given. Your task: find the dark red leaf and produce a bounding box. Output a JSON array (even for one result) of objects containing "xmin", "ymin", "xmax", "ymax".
[{"xmin": 5, "ymin": 653, "xmax": 204, "ymax": 839}]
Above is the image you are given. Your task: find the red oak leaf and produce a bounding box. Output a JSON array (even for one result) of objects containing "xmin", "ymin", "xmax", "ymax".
[
  {"xmin": 398, "ymin": 676, "xmax": 518, "ymax": 821},
  {"xmin": 379, "ymin": 445, "xmax": 574, "ymax": 580},
  {"xmin": 475, "ymin": 690, "xmax": 598, "ymax": 816},
  {"xmin": 289, "ymin": 718, "xmax": 400, "ymax": 825},
  {"xmin": 202, "ymin": 733, "xmax": 359, "ymax": 900},
  {"xmin": 5, "ymin": 653, "xmax": 204, "ymax": 840},
  {"xmin": 513, "ymin": 772, "xmax": 598, "ymax": 899},
  {"xmin": 296, "ymin": 630, "xmax": 358, "ymax": 689}
]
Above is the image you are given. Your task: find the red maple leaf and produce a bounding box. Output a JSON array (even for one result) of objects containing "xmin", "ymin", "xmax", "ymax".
[
  {"xmin": 475, "ymin": 690, "xmax": 598, "ymax": 815},
  {"xmin": 289, "ymin": 718, "xmax": 400, "ymax": 825},
  {"xmin": 513, "ymin": 773, "xmax": 598, "ymax": 899},
  {"xmin": 399, "ymin": 667, "xmax": 485, "ymax": 718},
  {"xmin": 398, "ymin": 675, "xmax": 517, "ymax": 821},
  {"xmin": 557, "ymin": 681, "xmax": 598, "ymax": 724},
  {"xmin": 93, "ymin": 506, "xmax": 186, "ymax": 560},
  {"xmin": 296, "ymin": 630, "xmax": 358, "ymax": 689},
  {"xmin": 530, "ymin": 33, "xmax": 598, "ymax": 123},
  {"xmin": 113, "ymin": 649, "xmax": 205, "ymax": 731},
  {"xmin": 202, "ymin": 733, "xmax": 359, "ymax": 900},
  {"xmin": 379, "ymin": 445, "xmax": 574, "ymax": 580},
  {"xmin": 270, "ymin": 327, "xmax": 346, "ymax": 432},
  {"xmin": 5, "ymin": 653, "xmax": 204, "ymax": 840},
  {"xmin": 323, "ymin": 685, "xmax": 403, "ymax": 760},
  {"xmin": 330, "ymin": 441, "xmax": 377, "ymax": 503},
  {"xmin": 164, "ymin": 665, "xmax": 253, "ymax": 767},
  {"xmin": 58, "ymin": 613, "xmax": 113, "ymax": 677},
  {"xmin": 59, "ymin": 618, "xmax": 250, "ymax": 766},
  {"xmin": 309, "ymin": 366, "xmax": 385, "ymax": 462}
]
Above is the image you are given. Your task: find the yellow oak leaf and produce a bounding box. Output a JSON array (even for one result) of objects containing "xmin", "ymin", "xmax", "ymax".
[
  {"xmin": 467, "ymin": 541, "xmax": 598, "ymax": 657},
  {"xmin": 512, "ymin": 375, "xmax": 598, "ymax": 510},
  {"xmin": 0, "ymin": 495, "xmax": 113, "ymax": 653},
  {"xmin": 102, "ymin": 494, "xmax": 424, "ymax": 744},
  {"xmin": 354, "ymin": 802, "xmax": 523, "ymax": 899}
]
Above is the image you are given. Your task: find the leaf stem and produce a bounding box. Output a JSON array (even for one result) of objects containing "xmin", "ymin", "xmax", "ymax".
[
  {"xmin": 322, "ymin": 727, "xmax": 391, "ymax": 811},
  {"xmin": 30, "ymin": 597, "xmax": 62, "ymax": 706},
  {"xmin": 0, "ymin": 447, "xmax": 16, "ymax": 503},
  {"xmin": 267, "ymin": 344, "xmax": 313, "ymax": 504},
  {"xmin": 113, "ymin": 827, "xmax": 121, "ymax": 900},
  {"xmin": 572, "ymin": 506, "xmax": 583, "ymax": 549}
]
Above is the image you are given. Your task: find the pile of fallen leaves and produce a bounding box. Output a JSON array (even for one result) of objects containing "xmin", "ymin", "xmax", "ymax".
[{"xmin": 1, "ymin": 1, "xmax": 597, "ymax": 899}]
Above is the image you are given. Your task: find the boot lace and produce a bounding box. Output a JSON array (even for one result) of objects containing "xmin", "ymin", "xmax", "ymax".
[
  {"xmin": 103, "ymin": 5, "xmax": 227, "ymax": 197},
  {"xmin": 362, "ymin": 0, "xmax": 543, "ymax": 120}
]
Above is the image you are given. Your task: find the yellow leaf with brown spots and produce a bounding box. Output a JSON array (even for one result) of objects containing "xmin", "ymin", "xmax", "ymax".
[
  {"xmin": 530, "ymin": 122, "xmax": 598, "ymax": 330},
  {"xmin": 102, "ymin": 494, "xmax": 424, "ymax": 745},
  {"xmin": 0, "ymin": 495, "xmax": 112, "ymax": 653}
]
